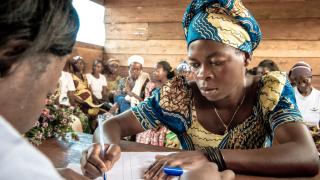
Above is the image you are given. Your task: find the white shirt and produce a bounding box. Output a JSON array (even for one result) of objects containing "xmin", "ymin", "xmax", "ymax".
[
  {"xmin": 0, "ymin": 116, "xmax": 63, "ymax": 180},
  {"xmin": 86, "ymin": 73, "xmax": 107, "ymax": 99},
  {"xmin": 294, "ymin": 87, "xmax": 320, "ymax": 128},
  {"xmin": 59, "ymin": 71, "xmax": 76, "ymax": 106}
]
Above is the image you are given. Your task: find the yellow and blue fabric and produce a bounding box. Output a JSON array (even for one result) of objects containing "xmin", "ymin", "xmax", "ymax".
[
  {"xmin": 182, "ymin": 0, "xmax": 262, "ymax": 53},
  {"xmin": 131, "ymin": 72, "xmax": 302, "ymax": 150}
]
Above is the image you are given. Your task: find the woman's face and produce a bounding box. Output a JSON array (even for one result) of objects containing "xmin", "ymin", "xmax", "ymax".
[
  {"xmin": 93, "ymin": 62, "xmax": 103, "ymax": 74},
  {"xmin": 188, "ymin": 40, "xmax": 248, "ymax": 101},
  {"xmin": 129, "ymin": 62, "xmax": 142, "ymax": 80},
  {"xmin": 107, "ymin": 62, "xmax": 119, "ymax": 74},
  {"xmin": 153, "ymin": 64, "xmax": 167, "ymax": 81},
  {"xmin": 74, "ymin": 59, "xmax": 85, "ymax": 73}
]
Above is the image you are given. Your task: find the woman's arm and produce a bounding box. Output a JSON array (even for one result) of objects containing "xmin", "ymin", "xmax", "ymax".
[
  {"xmin": 67, "ymin": 91, "xmax": 84, "ymax": 105},
  {"xmin": 222, "ymin": 122, "xmax": 319, "ymax": 176},
  {"xmin": 93, "ymin": 110, "xmax": 145, "ymax": 144},
  {"xmin": 102, "ymin": 86, "xmax": 109, "ymax": 102},
  {"xmin": 126, "ymin": 91, "xmax": 144, "ymax": 102},
  {"xmin": 87, "ymin": 85, "xmax": 101, "ymax": 104}
]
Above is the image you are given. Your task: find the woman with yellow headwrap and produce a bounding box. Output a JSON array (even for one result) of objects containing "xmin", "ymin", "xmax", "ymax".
[
  {"xmin": 103, "ymin": 58, "xmax": 122, "ymax": 103},
  {"xmin": 81, "ymin": 0, "xmax": 318, "ymax": 178}
]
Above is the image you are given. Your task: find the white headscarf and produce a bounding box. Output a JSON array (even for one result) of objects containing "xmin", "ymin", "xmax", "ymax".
[{"xmin": 128, "ymin": 55, "xmax": 144, "ymax": 66}]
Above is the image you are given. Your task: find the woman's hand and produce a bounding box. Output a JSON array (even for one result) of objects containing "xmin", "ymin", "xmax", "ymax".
[
  {"xmin": 144, "ymin": 151, "xmax": 209, "ymax": 180},
  {"xmin": 80, "ymin": 143, "xmax": 121, "ymax": 179},
  {"xmin": 181, "ymin": 162, "xmax": 235, "ymax": 180}
]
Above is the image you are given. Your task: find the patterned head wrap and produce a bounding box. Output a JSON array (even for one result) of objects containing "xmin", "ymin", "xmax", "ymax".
[
  {"xmin": 183, "ymin": 0, "xmax": 262, "ymax": 53},
  {"xmin": 107, "ymin": 58, "xmax": 120, "ymax": 65}
]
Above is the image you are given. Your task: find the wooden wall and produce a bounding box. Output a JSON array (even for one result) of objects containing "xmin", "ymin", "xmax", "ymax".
[{"xmin": 104, "ymin": 0, "xmax": 320, "ymax": 87}]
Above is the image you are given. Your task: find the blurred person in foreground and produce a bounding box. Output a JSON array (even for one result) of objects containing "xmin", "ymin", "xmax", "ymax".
[{"xmin": 0, "ymin": 0, "xmax": 88, "ymax": 179}]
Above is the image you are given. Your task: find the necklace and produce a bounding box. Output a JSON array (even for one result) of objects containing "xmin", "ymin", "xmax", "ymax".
[{"xmin": 213, "ymin": 88, "xmax": 246, "ymax": 134}]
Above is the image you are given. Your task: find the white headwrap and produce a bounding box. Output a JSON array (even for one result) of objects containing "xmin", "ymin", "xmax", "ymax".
[{"xmin": 128, "ymin": 55, "xmax": 144, "ymax": 66}]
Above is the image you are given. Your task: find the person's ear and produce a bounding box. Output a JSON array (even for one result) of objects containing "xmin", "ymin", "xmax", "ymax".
[
  {"xmin": 0, "ymin": 39, "xmax": 31, "ymax": 77},
  {"xmin": 0, "ymin": 39, "xmax": 30, "ymax": 58},
  {"xmin": 244, "ymin": 52, "xmax": 252, "ymax": 67}
]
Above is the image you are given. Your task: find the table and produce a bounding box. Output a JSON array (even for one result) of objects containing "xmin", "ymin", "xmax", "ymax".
[{"xmin": 38, "ymin": 133, "xmax": 320, "ymax": 180}]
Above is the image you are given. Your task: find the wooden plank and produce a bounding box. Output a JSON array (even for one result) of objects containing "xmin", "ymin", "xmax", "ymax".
[
  {"xmin": 75, "ymin": 41, "xmax": 104, "ymax": 50},
  {"xmin": 105, "ymin": 0, "xmax": 307, "ymax": 8},
  {"xmin": 105, "ymin": 6, "xmax": 185, "ymax": 23},
  {"xmin": 105, "ymin": 39, "xmax": 320, "ymax": 58},
  {"xmin": 312, "ymin": 76, "xmax": 320, "ymax": 90},
  {"xmin": 148, "ymin": 22, "xmax": 185, "ymax": 40},
  {"xmin": 105, "ymin": 1, "xmax": 320, "ymax": 23},
  {"xmin": 105, "ymin": 19, "xmax": 320, "ymax": 41},
  {"xmin": 105, "ymin": 40, "xmax": 187, "ymax": 55},
  {"xmin": 104, "ymin": 53, "xmax": 187, "ymax": 68},
  {"xmin": 106, "ymin": 23, "xmax": 148, "ymax": 40},
  {"xmin": 260, "ymin": 19, "xmax": 320, "ymax": 40},
  {"xmin": 254, "ymin": 40, "xmax": 320, "ymax": 58},
  {"xmin": 246, "ymin": 1, "xmax": 320, "ymax": 20}
]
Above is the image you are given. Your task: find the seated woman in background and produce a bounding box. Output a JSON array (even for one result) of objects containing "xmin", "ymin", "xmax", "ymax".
[
  {"xmin": 70, "ymin": 56, "xmax": 105, "ymax": 119},
  {"xmin": 125, "ymin": 55, "xmax": 150, "ymax": 106},
  {"xmin": 86, "ymin": 60, "xmax": 108, "ymax": 104},
  {"xmin": 103, "ymin": 58, "xmax": 122, "ymax": 103},
  {"xmin": 176, "ymin": 60, "xmax": 196, "ymax": 81},
  {"xmin": 136, "ymin": 61, "xmax": 180, "ymax": 148},
  {"xmin": 81, "ymin": 0, "xmax": 318, "ymax": 178},
  {"xmin": 290, "ymin": 61, "xmax": 320, "ymax": 152},
  {"xmin": 58, "ymin": 59, "xmax": 76, "ymax": 106}
]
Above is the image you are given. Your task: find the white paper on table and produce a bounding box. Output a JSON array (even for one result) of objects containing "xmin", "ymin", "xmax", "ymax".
[{"xmin": 67, "ymin": 152, "xmax": 178, "ymax": 180}]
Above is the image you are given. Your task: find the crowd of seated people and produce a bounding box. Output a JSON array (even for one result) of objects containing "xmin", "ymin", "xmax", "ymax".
[{"xmin": 40, "ymin": 54, "xmax": 195, "ymax": 138}]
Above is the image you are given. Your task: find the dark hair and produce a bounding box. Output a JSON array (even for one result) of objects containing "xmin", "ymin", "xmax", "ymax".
[
  {"xmin": 0, "ymin": 0, "xmax": 79, "ymax": 76},
  {"xmin": 157, "ymin": 60, "xmax": 175, "ymax": 79},
  {"xmin": 258, "ymin": 59, "xmax": 279, "ymax": 71}
]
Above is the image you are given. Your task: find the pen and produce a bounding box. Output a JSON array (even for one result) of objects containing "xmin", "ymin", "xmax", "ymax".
[
  {"xmin": 163, "ymin": 166, "xmax": 186, "ymax": 176},
  {"xmin": 98, "ymin": 115, "xmax": 107, "ymax": 180}
]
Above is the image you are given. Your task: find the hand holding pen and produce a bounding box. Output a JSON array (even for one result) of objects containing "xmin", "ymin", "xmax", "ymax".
[{"xmin": 80, "ymin": 115, "xmax": 121, "ymax": 179}]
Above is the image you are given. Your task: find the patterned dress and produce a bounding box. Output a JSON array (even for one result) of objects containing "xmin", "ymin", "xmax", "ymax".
[
  {"xmin": 132, "ymin": 72, "xmax": 302, "ymax": 150},
  {"xmin": 72, "ymin": 74, "xmax": 101, "ymax": 116}
]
